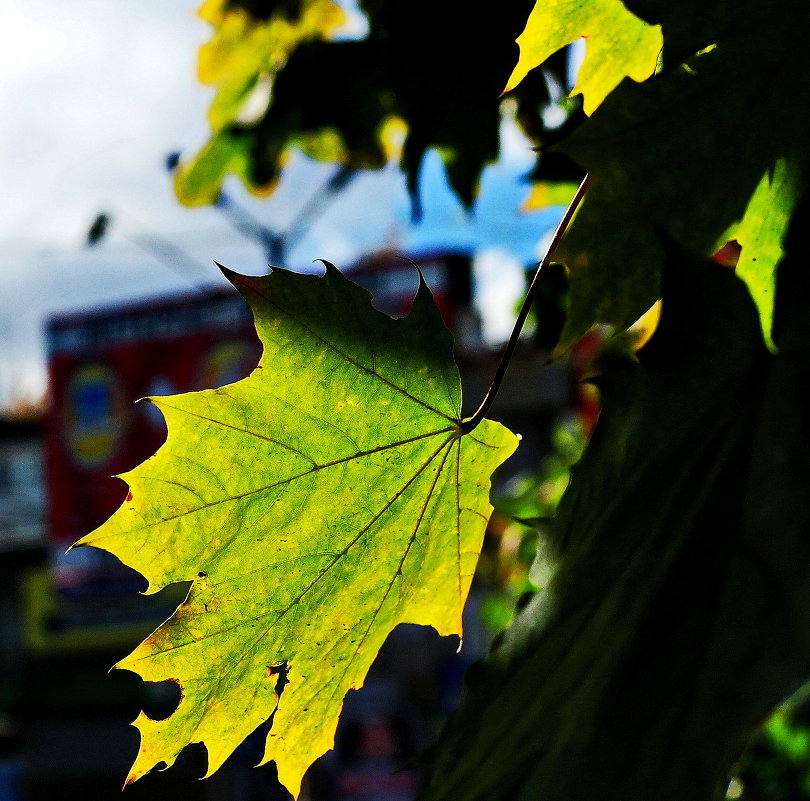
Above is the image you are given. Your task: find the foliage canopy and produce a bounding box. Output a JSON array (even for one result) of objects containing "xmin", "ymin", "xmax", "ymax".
[
  {"xmin": 81, "ymin": 0, "xmax": 810, "ymax": 798},
  {"xmin": 178, "ymin": 0, "xmax": 809, "ymax": 351}
]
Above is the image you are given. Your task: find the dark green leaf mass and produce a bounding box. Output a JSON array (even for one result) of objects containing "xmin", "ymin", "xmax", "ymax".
[{"xmin": 421, "ymin": 236, "xmax": 810, "ymax": 801}]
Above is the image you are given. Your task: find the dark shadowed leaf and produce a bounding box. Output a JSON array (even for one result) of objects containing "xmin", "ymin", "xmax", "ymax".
[{"xmin": 420, "ymin": 243, "xmax": 810, "ymax": 801}]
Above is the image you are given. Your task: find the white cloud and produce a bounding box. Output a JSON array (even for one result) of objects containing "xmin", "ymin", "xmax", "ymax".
[
  {"xmin": 474, "ymin": 248, "xmax": 527, "ymax": 344},
  {"xmin": 0, "ymin": 0, "xmax": 210, "ymax": 244}
]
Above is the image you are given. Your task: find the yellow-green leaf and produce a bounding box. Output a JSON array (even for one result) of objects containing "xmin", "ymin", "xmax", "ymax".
[
  {"xmin": 733, "ymin": 157, "xmax": 805, "ymax": 352},
  {"xmin": 173, "ymin": 128, "xmax": 257, "ymax": 206},
  {"xmin": 198, "ymin": 0, "xmax": 346, "ymax": 129},
  {"xmin": 75, "ymin": 264, "xmax": 517, "ymax": 796},
  {"xmin": 505, "ymin": 0, "xmax": 662, "ymax": 114}
]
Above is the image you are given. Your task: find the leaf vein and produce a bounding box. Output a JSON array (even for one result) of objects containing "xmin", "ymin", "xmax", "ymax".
[
  {"xmin": 247, "ymin": 282, "xmax": 458, "ymax": 422},
  {"xmin": 288, "ymin": 437, "xmax": 457, "ymax": 716},
  {"xmin": 126, "ymin": 434, "xmax": 456, "ymax": 663},
  {"xmin": 91, "ymin": 428, "xmax": 456, "ymax": 546}
]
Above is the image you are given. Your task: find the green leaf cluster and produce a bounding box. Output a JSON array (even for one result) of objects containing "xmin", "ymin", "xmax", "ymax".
[
  {"xmin": 180, "ymin": 0, "xmax": 810, "ymax": 356},
  {"xmin": 554, "ymin": 7, "xmax": 810, "ymax": 350},
  {"xmin": 175, "ymin": 0, "xmax": 347, "ymax": 204},
  {"xmin": 175, "ymin": 0, "xmax": 592, "ymax": 211}
]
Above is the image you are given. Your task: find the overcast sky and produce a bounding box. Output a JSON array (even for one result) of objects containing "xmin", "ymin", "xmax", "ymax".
[{"xmin": 0, "ymin": 0, "xmax": 564, "ymax": 407}]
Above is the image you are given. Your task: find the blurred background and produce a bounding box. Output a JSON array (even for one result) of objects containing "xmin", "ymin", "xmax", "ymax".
[{"xmin": 0, "ymin": 1, "xmax": 802, "ymax": 799}]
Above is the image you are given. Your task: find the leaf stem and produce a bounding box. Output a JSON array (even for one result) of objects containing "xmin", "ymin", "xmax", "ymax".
[{"xmin": 461, "ymin": 174, "xmax": 590, "ymax": 432}]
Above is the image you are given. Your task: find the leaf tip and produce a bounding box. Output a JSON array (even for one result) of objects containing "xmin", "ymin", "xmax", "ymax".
[
  {"xmin": 312, "ymin": 258, "xmax": 339, "ymax": 275},
  {"xmin": 413, "ymin": 270, "xmax": 434, "ymax": 304},
  {"xmin": 213, "ymin": 260, "xmax": 231, "ymax": 277},
  {"xmin": 216, "ymin": 262, "xmax": 252, "ymax": 290}
]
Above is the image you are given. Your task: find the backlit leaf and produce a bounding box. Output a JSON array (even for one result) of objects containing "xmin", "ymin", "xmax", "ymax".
[
  {"xmin": 75, "ymin": 264, "xmax": 517, "ymax": 796},
  {"xmin": 504, "ymin": 0, "xmax": 662, "ymax": 113},
  {"xmin": 733, "ymin": 157, "xmax": 805, "ymax": 351}
]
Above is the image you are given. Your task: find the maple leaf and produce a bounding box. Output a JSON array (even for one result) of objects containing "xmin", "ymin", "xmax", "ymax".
[
  {"xmin": 74, "ymin": 264, "xmax": 518, "ymax": 796},
  {"xmin": 504, "ymin": 0, "xmax": 662, "ymax": 114}
]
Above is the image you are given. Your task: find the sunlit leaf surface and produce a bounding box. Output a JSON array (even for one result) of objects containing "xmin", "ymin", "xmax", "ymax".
[
  {"xmin": 76, "ymin": 264, "xmax": 517, "ymax": 796},
  {"xmin": 505, "ymin": 0, "xmax": 662, "ymax": 113}
]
